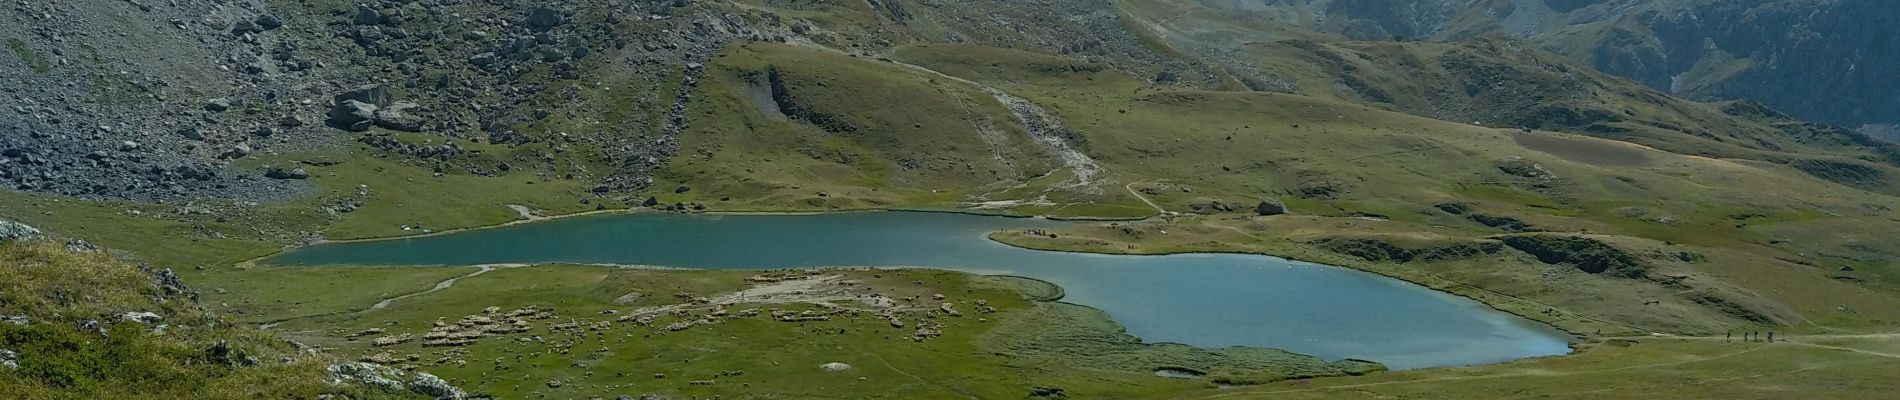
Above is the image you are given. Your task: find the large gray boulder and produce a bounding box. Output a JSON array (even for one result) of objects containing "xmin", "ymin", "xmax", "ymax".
[{"xmin": 329, "ymin": 100, "xmax": 379, "ymax": 131}]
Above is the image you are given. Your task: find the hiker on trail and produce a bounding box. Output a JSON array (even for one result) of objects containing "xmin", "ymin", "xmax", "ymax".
[
  {"xmin": 1768, "ymin": 331, "xmax": 1775, "ymax": 342},
  {"xmin": 1726, "ymin": 331, "xmax": 1732, "ymax": 342}
]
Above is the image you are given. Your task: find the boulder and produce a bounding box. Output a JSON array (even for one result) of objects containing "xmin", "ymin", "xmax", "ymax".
[
  {"xmin": 468, "ymin": 52, "xmax": 497, "ymax": 67},
  {"xmin": 255, "ymin": 14, "xmax": 283, "ymax": 30},
  {"xmin": 335, "ymin": 84, "xmax": 391, "ymax": 108},
  {"xmin": 329, "ymin": 100, "xmax": 379, "ymax": 131},
  {"xmin": 1255, "ymin": 199, "xmax": 1287, "ymax": 216},
  {"xmin": 64, "ymin": 239, "xmax": 99, "ymax": 253},
  {"xmin": 373, "ymin": 101, "xmax": 426, "ymax": 132},
  {"xmin": 408, "ymin": 372, "xmax": 466, "ymax": 400},
  {"xmin": 264, "ymin": 167, "xmax": 310, "ymax": 180},
  {"xmin": 221, "ymin": 143, "xmax": 253, "ymax": 159},
  {"xmin": 120, "ymin": 311, "xmax": 163, "ymax": 324},
  {"xmin": 230, "ymin": 20, "xmax": 260, "ymax": 35},
  {"xmin": 352, "ymin": 5, "xmax": 381, "ymax": 25},
  {"xmin": 204, "ymin": 98, "xmax": 232, "ymax": 112},
  {"xmin": 0, "ymin": 220, "xmax": 41, "ymax": 243},
  {"xmin": 279, "ymin": 115, "xmax": 307, "ymax": 127},
  {"xmin": 820, "ymin": 362, "xmax": 852, "ymax": 372},
  {"xmin": 526, "ymin": 7, "xmax": 566, "ymax": 31},
  {"xmin": 204, "ymin": 341, "xmax": 257, "ymax": 366}
]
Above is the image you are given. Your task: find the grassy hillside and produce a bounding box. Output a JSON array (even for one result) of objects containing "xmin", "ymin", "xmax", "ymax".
[{"xmin": 0, "ymin": 240, "xmax": 424, "ymax": 399}]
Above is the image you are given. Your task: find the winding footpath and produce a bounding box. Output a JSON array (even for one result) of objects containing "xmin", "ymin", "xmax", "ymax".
[
  {"xmin": 259, "ymin": 264, "xmax": 521, "ymax": 329},
  {"xmin": 1124, "ymin": 180, "xmax": 1169, "ymax": 215}
]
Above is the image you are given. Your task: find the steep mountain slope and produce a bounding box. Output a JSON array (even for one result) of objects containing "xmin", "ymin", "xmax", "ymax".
[
  {"xmin": 1167, "ymin": 0, "xmax": 1900, "ymax": 136},
  {"xmin": 1123, "ymin": 0, "xmax": 1900, "ymax": 196}
]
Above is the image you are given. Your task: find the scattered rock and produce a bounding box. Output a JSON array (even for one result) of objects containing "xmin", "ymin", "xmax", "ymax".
[
  {"xmin": 1029, "ymin": 386, "xmax": 1068, "ymax": 398},
  {"xmin": 221, "ymin": 143, "xmax": 254, "ymax": 159},
  {"xmin": 373, "ymin": 102, "xmax": 427, "ymax": 132},
  {"xmin": 264, "ymin": 167, "xmax": 311, "ymax": 180},
  {"xmin": 0, "ymin": 220, "xmax": 42, "ymax": 243},
  {"xmin": 120, "ymin": 311, "xmax": 163, "ymax": 324},
  {"xmin": 1434, "ymin": 202, "xmax": 1471, "ymax": 215},
  {"xmin": 1495, "ymin": 157, "xmax": 1556, "ymax": 180},
  {"xmin": 150, "ymin": 267, "xmax": 199, "ymax": 300},
  {"xmin": 203, "ymin": 341, "xmax": 257, "ymax": 366},
  {"xmin": 329, "ymin": 362, "xmax": 468, "ymax": 399}
]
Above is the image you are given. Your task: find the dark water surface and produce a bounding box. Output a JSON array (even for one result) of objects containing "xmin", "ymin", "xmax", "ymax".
[{"xmin": 266, "ymin": 211, "xmax": 1570, "ymax": 369}]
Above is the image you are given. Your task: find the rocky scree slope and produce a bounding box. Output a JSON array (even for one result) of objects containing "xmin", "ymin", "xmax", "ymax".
[{"xmin": 0, "ymin": 0, "xmax": 1205, "ymax": 208}]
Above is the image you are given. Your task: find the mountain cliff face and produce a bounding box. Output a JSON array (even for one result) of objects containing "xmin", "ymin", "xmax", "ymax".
[{"xmin": 1222, "ymin": 0, "xmax": 1900, "ymax": 135}]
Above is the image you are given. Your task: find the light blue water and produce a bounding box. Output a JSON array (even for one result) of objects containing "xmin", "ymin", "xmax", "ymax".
[{"xmin": 265, "ymin": 211, "xmax": 1571, "ymax": 369}]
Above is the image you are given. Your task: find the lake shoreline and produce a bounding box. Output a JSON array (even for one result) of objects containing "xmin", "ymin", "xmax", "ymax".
[
  {"xmin": 244, "ymin": 205, "xmax": 1598, "ymax": 347},
  {"xmin": 983, "ymin": 229, "xmax": 1610, "ymax": 348}
]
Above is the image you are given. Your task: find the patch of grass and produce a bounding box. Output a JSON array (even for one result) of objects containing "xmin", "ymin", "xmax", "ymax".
[
  {"xmin": 6, "ymin": 38, "xmax": 49, "ymax": 74},
  {"xmin": 243, "ymin": 150, "xmax": 606, "ymax": 240},
  {"xmin": 657, "ymin": 43, "xmax": 1108, "ymax": 215},
  {"xmin": 1177, "ymin": 337, "xmax": 1900, "ymax": 399},
  {"xmin": 0, "ymin": 190, "xmax": 281, "ymax": 268},
  {"xmin": 196, "ymin": 266, "xmax": 482, "ymax": 324}
]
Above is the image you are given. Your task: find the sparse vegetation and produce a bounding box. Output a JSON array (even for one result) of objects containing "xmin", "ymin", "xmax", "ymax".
[{"xmin": 5, "ymin": 38, "xmax": 48, "ymax": 74}]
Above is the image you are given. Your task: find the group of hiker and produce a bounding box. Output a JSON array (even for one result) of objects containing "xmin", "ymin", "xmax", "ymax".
[{"xmin": 1726, "ymin": 330, "xmax": 1780, "ymax": 342}]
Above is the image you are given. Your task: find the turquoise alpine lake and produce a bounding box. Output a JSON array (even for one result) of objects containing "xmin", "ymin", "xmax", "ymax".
[{"xmin": 266, "ymin": 211, "xmax": 1572, "ymax": 370}]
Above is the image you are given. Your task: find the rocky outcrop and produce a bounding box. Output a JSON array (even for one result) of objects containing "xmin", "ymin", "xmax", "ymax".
[
  {"xmin": 1467, "ymin": 213, "xmax": 1537, "ymax": 232},
  {"xmin": 763, "ymin": 67, "xmax": 858, "ymax": 134},
  {"xmin": 1255, "ymin": 199, "xmax": 1287, "ymax": 216},
  {"xmin": 0, "ymin": 220, "xmax": 41, "ymax": 243},
  {"xmin": 328, "ymin": 362, "xmax": 468, "ymax": 400},
  {"xmin": 1788, "ymin": 158, "xmax": 1891, "ymax": 192},
  {"xmin": 1311, "ymin": 236, "xmax": 1505, "ymax": 263},
  {"xmin": 1498, "ymin": 235, "xmax": 1648, "ymax": 279}
]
